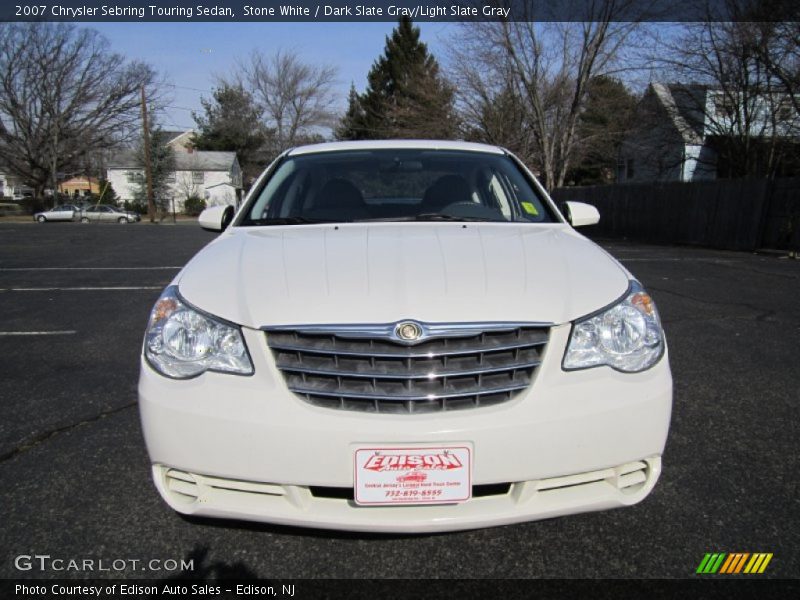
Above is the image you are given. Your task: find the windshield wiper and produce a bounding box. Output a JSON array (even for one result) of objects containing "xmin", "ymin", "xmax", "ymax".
[
  {"xmin": 354, "ymin": 213, "xmax": 498, "ymax": 223},
  {"xmin": 246, "ymin": 217, "xmax": 338, "ymax": 226},
  {"xmin": 415, "ymin": 213, "xmax": 498, "ymax": 222}
]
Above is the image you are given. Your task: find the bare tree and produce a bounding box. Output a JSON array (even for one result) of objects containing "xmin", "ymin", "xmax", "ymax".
[
  {"xmin": 651, "ymin": 8, "xmax": 800, "ymax": 179},
  {"xmin": 232, "ymin": 49, "xmax": 337, "ymax": 156},
  {"xmin": 0, "ymin": 23, "xmax": 158, "ymax": 202},
  {"xmin": 449, "ymin": 1, "xmax": 640, "ymax": 190},
  {"xmin": 750, "ymin": 20, "xmax": 800, "ymax": 115}
]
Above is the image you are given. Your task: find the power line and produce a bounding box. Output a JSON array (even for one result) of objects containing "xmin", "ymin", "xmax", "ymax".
[{"xmin": 164, "ymin": 83, "xmax": 214, "ymax": 94}]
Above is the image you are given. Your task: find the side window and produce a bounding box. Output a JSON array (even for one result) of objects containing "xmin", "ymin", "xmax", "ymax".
[
  {"xmin": 486, "ymin": 172, "xmax": 513, "ymax": 219},
  {"xmin": 248, "ymin": 161, "xmax": 298, "ymax": 220}
]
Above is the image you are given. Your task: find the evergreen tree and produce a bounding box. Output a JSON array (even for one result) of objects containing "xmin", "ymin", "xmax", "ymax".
[
  {"xmin": 192, "ymin": 83, "xmax": 270, "ymax": 185},
  {"xmin": 133, "ymin": 125, "xmax": 176, "ymax": 216},
  {"xmin": 336, "ymin": 84, "xmax": 366, "ymax": 141},
  {"xmin": 567, "ymin": 76, "xmax": 637, "ymax": 185},
  {"xmin": 338, "ymin": 17, "xmax": 457, "ymax": 140},
  {"xmin": 96, "ymin": 178, "xmax": 119, "ymax": 204}
]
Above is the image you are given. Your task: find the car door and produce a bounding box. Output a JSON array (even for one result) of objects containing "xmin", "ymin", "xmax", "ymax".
[{"xmin": 53, "ymin": 206, "xmax": 73, "ymax": 221}]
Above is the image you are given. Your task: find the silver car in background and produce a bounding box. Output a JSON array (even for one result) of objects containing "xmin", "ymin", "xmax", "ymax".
[
  {"xmin": 34, "ymin": 204, "xmax": 82, "ymax": 222},
  {"xmin": 79, "ymin": 204, "xmax": 140, "ymax": 223}
]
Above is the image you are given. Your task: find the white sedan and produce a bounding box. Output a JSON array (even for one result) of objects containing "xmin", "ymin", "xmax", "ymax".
[{"xmin": 139, "ymin": 140, "xmax": 672, "ymax": 533}]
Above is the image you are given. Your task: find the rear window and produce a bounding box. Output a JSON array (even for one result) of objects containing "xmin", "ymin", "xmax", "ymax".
[{"xmin": 241, "ymin": 149, "xmax": 555, "ymax": 225}]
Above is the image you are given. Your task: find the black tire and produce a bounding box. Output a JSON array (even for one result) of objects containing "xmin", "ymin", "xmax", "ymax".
[
  {"xmin": 118, "ymin": 216, "xmax": 128, "ymax": 223},
  {"xmin": 80, "ymin": 217, "xmax": 89, "ymax": 223},
  {"xmin": 37, "ymin": 215, "xmax": 46, "ymax": 223}
]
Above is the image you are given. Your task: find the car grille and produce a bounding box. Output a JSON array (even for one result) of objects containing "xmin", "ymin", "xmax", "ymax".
[{"xmin": 266, "ymin": 323, "xmax": 549, "ymax": 414}]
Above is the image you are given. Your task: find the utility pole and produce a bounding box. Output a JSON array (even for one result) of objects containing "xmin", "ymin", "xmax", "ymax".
[{"xmin": 140, "ymin": 85, "xmax": 155, "ymax": 223}]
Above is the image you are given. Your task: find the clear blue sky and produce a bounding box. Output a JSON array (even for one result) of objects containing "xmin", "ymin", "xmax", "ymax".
[{"xmin": 90, "ymin": 22, "xmax": 457, "ymax": 132}]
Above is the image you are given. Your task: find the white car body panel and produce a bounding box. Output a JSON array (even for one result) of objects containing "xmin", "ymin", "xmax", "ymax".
[
  {"xmin": 139, "ymin": 323, "xmax": 671, "ymax": 532},
  {"xmin": 287, "ymin": 139, "xmax": 507, "ymax": 156},
  {"xmin": 178, "ymin": 223, "xmax": 629, "ymax": 328}
]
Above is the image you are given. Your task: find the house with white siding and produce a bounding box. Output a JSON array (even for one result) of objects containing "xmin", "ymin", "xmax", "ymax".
[
  {"xmin": 106, "ymin": 131, "xmax": 242, "ymax": 212},
  {"xmin": 618, "ymin": 83, "xmax": 799, "ymax": 182},
  {"xmin": 0, "ymin": 167, "xmax": 33, "ymax": 199}
]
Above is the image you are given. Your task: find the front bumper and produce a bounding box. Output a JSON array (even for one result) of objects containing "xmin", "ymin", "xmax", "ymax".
[{"xmin": 138, "ymin": 324, "xmax": 672, "ymax": 532}]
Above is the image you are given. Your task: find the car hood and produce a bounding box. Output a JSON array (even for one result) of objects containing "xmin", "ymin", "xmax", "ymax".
[{"xmin": 177, "ymin": 223, "xmax": 630, "ymax": 328}]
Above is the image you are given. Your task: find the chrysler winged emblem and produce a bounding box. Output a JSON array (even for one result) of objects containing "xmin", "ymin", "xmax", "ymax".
[{"xmin": 395, "ymin": 321, "xmax": 423, "ymax": 342}]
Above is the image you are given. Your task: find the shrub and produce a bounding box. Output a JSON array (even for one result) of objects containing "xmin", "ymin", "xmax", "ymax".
[
  {"xmin": 184, "ymin": 196, "xmax": 207, "ymax": 216},
  {"xmin": 19, "ymin": 196, "xmax": 45, "ymax": 214},
  {"xmin": 123, "ymin": 199, "xmax": 148, "ymax": 215}
]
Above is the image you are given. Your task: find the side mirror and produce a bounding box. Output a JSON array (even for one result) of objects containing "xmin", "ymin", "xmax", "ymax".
[
  {"xmin": 198, "ymin": 205, "xmax": 235, "ymax": 232},
  {"xmin": 561, "ymin": 201, "xmax": 600, "ymax": 228}
]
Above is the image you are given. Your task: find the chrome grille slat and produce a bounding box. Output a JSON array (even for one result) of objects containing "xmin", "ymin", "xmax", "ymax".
[
  {"xmin": 287, "ymin": 381, "xmax": 530, "ymax": 402},
  {"xmin": 274, "ymin": 359, "xmax": 541, "ymax": 380},
  {"xmin": 266, "ymin": 323, "xmax": 548, "ymax": 414},
  {"xmin": 267, "ymin": 336, "xmax": 547, "ymax": 359}
]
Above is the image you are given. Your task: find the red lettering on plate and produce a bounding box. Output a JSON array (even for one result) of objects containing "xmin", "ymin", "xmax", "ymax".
[{"xmin": 363, "ymin": 453, "xmax": 463, "ymax": 472}]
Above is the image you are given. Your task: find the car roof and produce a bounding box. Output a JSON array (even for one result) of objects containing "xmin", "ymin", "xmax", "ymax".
[{"xmin": 287, "ymin": 140, "xmax": 507, "ymax": 156}]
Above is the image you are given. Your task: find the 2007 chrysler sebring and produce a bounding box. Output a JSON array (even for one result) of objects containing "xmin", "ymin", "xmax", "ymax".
[{"xmin": 138, "ymin": 140, "xmax": 671, "ymax": 533}]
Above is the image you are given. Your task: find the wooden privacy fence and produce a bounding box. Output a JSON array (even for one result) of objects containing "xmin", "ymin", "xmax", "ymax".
[{"xmin": 552, "ymin": 178, "xmax": 800, "ymax": 252}]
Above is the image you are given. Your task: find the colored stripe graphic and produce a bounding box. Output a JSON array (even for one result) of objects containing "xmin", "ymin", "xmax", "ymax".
[
  {"xmin": 720, "ymin": 553, "xmax": 750, "ymax": 573},
  {"xmin": 697, "ymin": 553, "xmax": 773, "ymax": 574},
  {"xmin": 697, "ymin": 553, "xmax": 726, "ymax": 574}
]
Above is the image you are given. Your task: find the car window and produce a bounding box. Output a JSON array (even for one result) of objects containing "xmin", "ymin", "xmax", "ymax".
[{"xmin": 241, "ymin": 149, "xmax": 554, "ymax": 225}]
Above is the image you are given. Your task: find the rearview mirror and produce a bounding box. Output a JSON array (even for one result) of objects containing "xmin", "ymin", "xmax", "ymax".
[
  {"xmin": 198, "ymin": 205, "xmax": 235, "ymax": 232},
  {"xmin": 561, "ymin": 201, "xmax": 600, "ymax": 228}
]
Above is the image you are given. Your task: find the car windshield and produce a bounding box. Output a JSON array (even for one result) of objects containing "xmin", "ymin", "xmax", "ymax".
[{"xmin": 241, "ymin": 149, "xmax": 555, "ymax": 225}]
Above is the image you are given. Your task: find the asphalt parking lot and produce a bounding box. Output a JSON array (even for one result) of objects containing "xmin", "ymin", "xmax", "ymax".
[{"xmin": 0, "ymin": 221, "xmax": 797, "ymax": 580}]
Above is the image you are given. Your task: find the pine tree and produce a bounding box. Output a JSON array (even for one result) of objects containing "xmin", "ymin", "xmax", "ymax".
[
  {"xmin": 133, "ymin": 125, "xmax": 176, "ymax": 215},
  {"xmin": 336, "ymin": 84, "xmax": 366, "ymax": 141},
  {"xmin": 338, "ymin": 17, "xmax": 457, "ymax": 140},
  {"xmin": 568, "ymin": 76, "xmax": 637, "ymax": 185},
  {"xmin": 192, "ymin": 83, "xmax": 270, "ymax": 185}
]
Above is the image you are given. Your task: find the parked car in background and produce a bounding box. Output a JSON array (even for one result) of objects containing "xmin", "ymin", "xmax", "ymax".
[
  {"xmin": 33, "ymin": 204, "xmax": 82, "ymax": 222},
  {"xmin": 12, "ymin": 191, "xmax": 33, "ymax": 201},
  {"xmin": 79, "ymin": 204, "xmax": 140, "ymax": 223},
  {"xmin": 0, "ymin": 202, "xmax": 24, "ymax": 216},
  {"xmin": 140, "ymin": 140, "xmax": 672, "ymax": 533}
]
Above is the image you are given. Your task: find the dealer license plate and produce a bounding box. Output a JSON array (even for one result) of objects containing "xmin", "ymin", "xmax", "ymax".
[{"xmin": 354, "ymin": 446, "xmax": 472, "ymax": 505}]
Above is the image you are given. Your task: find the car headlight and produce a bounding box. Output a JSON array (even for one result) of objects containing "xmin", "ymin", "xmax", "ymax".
[
  {"xmin": 144, "ymin": 285, "xmax": 253, "ymax": 379},
  {"xmin": 563, "ymin": 281, "xmax": 665, "ymax": 373}
]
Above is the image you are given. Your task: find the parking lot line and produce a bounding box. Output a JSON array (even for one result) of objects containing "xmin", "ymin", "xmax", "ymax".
[
  {"xmin": 0, "ymin": 267, "xmax": 181, "ymax": 271},
  {"xmin": 2, "ymin": 286, "xmax": 163, "ymax": 291},
  {"xmin": 620, "ymin": 258, "xmax": 734, "ymax": 263},
  {"xmin": 0, "ymin": 331, "xmax": 76, "ymax": 336}
]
